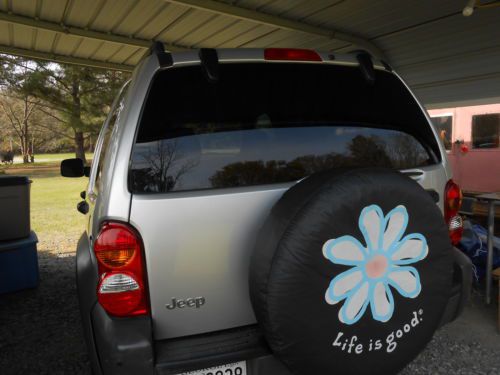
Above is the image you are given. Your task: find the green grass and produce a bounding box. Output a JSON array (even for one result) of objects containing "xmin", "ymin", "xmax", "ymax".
[
  {"xmin": 1, "ymin": 153, "xmax": 93, "ymax": 177},
  {"xmin": 5, "ymin": 168, "xmax": 88, "ymax": 253},
  {"xmin": 30, "ymin": 153, "xmax": 76, "ymax": 161},
  {"xmin": 10, "ymin": 152, "xmax": 94, "ymax": 166}
]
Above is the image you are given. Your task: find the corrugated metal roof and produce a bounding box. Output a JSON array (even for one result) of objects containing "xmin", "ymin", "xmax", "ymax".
[{"xmin": 0, "ymin": 0, "xmax": 499, "ymax": 106}]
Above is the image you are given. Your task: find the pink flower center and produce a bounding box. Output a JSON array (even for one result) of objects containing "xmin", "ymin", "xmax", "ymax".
[{"xmin": 365, "ymin": 255, "xmax": 388, "ymax": 279}]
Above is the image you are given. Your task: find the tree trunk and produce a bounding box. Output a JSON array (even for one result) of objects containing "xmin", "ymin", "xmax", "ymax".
[
  {"xmin": 71, "ymin": 72, "xmax": 86, "ymax": 163},
  {"xmin": 21, "ymin": 133, "xmax": 30, "ymax": 163},
  {"xmin": 74, "ymin": 131, "xmax": 86, "ymax": 163},
  {"xmin": 22, "ymin": 99, "xmax": 30, "ymax": 163}
]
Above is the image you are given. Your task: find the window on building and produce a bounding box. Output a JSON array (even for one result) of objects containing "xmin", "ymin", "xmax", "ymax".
[
  {"xmin": 431, "ymin": 115, "xmax": 453, "ymax": 150},
  {"xmin": 472, "ymin": 113, "xmax": 500, "ymax": 149}
]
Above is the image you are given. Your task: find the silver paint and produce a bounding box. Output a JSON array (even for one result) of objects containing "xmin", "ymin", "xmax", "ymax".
[{"xmin": 85, "ymin": 49, "xmax": 451, "ymax": 340}]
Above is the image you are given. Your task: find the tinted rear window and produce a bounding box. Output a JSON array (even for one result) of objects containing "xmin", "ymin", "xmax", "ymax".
[{"xmin": 130, "ymin": 63, "xmax": 437, "ymax": 193}]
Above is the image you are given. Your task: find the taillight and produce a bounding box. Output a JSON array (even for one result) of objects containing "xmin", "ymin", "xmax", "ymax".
[
  {"xmin": 94, "ymin": 222, "xmax": 149, "ymax": 317},
  {"xmin": 264, "ymin": 48, "xmax": 322, "ymax": 62},
  {"xmin": 444, "ymin": 179, "xmax": 463, "ymax": 245}
]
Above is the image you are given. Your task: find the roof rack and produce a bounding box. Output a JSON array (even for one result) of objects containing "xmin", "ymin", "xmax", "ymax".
[
  {"xmin": 150, "ymin": 41, "xmax": 173, "ymax": 68},
  {"xmin": 199, "ymin": 48, "xmax": 219, "ymax": 82},
  {"xmin": 355, "ymin": 51, "xmax": 375, "ymax": 85}
]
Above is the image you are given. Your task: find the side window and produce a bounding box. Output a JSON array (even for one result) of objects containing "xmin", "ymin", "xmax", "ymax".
[
  {"xmin": 92, "ymin": 83, "xmax": 129, "ymax": 191},
  {"xmin": 430, "ymin": 115, "xmax": 453, "ymax": 151},
  {"xmin": 472, "ymin": 113, "xmax": 500, "ymax": 149}
]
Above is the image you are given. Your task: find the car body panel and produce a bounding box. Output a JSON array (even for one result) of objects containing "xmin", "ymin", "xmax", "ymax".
[{"xmin": 85, "ymin": 49, "xmax": 454, "ymax": 341}]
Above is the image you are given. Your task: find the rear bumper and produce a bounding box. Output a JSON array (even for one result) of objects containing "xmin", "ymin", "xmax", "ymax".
[
  {"xmin": 77, "ymin": 232, "xmax": 289, "ymax": 375},
  {"xmin": 88, "ymin": 310, "xmax": 290, "ymax": 375},
  {"xmin": 439, "ymin": 246, "xmax": 473, "ymax": 327},
  {"xmin": 78, "ymin": 237, "xmax": 472, "ymax": 375},
  {"xmin": 154, "ymin": 325, "xmax": 288, "ymax": 375}
]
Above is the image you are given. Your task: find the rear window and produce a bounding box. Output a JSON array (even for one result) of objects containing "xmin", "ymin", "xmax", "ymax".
[{"xmin": 130, "ymin": 63, "xmax": 438, "ymax": 193}]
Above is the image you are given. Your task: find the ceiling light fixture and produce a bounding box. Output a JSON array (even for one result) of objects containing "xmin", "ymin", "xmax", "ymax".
[{"xmin": 462, "ymin": 0, "xmax": 476, "ymax": 16}]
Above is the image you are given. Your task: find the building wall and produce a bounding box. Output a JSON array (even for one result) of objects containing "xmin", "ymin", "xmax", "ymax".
[{"xmin": 428, "ymin": 104, "xmax": 500, "ymax": 193}]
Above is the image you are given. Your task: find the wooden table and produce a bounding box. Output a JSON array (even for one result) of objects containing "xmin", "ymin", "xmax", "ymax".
[{"xmin": 476, "ymin": 193, "xmax": 500, "ymax": 304}]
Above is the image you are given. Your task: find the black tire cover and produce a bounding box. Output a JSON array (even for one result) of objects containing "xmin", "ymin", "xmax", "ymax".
[{"xmin": 250, "ymin": 168, "xmax": 453, "ymax": 375}]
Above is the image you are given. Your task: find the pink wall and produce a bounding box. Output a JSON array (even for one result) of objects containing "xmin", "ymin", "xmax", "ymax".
[{"xmin": 428, "ymin": 104, "xmax": 500, "ymax": 193}]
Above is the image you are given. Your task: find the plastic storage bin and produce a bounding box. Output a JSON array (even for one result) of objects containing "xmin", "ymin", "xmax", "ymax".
[
  {"xmin": 0, "ymin": 176, "xmax": 31, "ymax": 241},
  {"xmin": 0, "ymin": 231, "xmax": 39, "ymax": 294}
]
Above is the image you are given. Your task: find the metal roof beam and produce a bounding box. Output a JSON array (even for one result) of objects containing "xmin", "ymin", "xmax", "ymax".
[
  {"xmin": 165, "ymin": 0, "xmax": 386, "ymax": 59},
  {"xmin": 0, "ymin": 10, "xmax": 184, "ymax": 52},
  {"xmin": 0, "ymin": 44, "xmax": 134, "ymax": 71}
]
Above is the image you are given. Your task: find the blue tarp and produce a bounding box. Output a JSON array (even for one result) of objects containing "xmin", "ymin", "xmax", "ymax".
[{"xmin": 458, "ymin": 220, "xmax": 500, "ymax": 282}]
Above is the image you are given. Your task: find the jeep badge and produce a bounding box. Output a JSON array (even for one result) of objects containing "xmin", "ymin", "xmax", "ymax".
[{"xmin": 166, "ymin": 297, "xmax": 206, "ymax": 310}]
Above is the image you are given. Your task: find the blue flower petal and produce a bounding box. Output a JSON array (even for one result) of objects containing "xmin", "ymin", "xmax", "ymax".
[
  {"xmin": 382, "ymin": 205, "xmax": 408, "ymax": 251},
  {"xmin": 325, "ymin": 267, "xmax": 364, "ymax": 305},
  {"xmin": 323, "ymin": 236, "xmax": 367, "ymax": 266},
  {"xmin": 370, "ymin": 281, "xmax": 395, "ymax": 322},
  {"xmin": 339, "ymin": 281, "xmax": 370, "ymax": 325},
  {"xmin": 358, "ymin": 205, "xmax": 384, "ymax": 252},
  {"xmin": 387, "ymin": 266, "xmax": 421, "ymax": 298},
  {"xmin": 390, "ymin": 233, "xmax": 428, "ymax": 265}
]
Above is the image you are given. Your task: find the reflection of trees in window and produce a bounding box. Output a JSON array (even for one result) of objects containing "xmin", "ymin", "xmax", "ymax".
[
  {"xmin": 348, "ymin": 135, "xmax": 392, "ymax": 167},
  {"xmin": 382, "ymin": 134, "xmax": 430, "ymax": 169},
  {"xmin": 210, "ymin": 160, "xmax": 293, "ymax": 188},
  {"xmin": 210, "ymin": 135, "xmax": 398, "ymax": 188},
  {"xmin": 131, "ymin": 141, "xmax": 198, "ymax": 192}
]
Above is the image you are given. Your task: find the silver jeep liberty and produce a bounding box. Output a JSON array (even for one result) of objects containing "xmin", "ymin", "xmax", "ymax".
[{"xmin": 62, "ymin": 44, "xmax": 472, "ymax": 375}]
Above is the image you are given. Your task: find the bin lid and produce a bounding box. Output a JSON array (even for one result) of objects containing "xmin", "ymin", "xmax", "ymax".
[
  {"xmin": 0, "ymin": 176, "xmax": 31, "ymax": 186},
  {"xmin": 0, "ymin": 231, "xmax": 38, "ymax": 252}
]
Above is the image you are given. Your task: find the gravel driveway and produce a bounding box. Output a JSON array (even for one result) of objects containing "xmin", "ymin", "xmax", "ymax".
[
  {"xmin": 0, "ymin": 251, "xmax": 499, "ymax": 374},
  {"xmin": 0, "ymin": 252, "xmax": 89, "ymax": 375}
]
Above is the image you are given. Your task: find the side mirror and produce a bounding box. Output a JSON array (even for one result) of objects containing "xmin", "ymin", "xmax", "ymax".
[
  {"xmin": 77, "ymin": 200, "xmax": 89, "ymax": 215},
  {"xmin": 61, "ymin": 158, "xmax": 85, "ymax": 177}
]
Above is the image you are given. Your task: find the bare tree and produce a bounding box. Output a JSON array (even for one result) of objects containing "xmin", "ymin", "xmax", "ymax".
[
  {"xmin": 137, "ymin": 140, "xmax": 198, "ymax": 192},
  {"xmin": 0, "ymin": 95, "xmax": 38, "ymax": 163}
]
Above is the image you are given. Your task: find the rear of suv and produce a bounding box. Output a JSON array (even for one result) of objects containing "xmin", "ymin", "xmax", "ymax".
[{"xmin": 63, "ymin": 45, "xmax": 472, "ymax": 375}]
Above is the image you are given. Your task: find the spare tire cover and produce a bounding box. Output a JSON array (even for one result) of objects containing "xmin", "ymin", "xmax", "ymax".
[{"xmin": 250, "ymin": 168, "xmax": 453, "ymax": 375}]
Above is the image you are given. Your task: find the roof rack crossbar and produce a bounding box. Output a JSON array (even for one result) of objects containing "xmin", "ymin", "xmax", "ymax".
[
  {"xmin": 199, "ymin": 48, "xmax": 219, "ymax": 82},
  {"xmin": 356, "ymin": 51, "xmax": 375, "ymax": 85},
  {"xmin": 150, "ymin": 41, "xmax": 173, "ymax": 68}
]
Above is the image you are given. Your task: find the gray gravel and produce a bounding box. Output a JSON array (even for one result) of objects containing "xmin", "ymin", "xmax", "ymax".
[
  {"xmin": 402, "ymin": 289, "xmax": 500, "ymax": 375},
  {"xmin": 1, "ymin": 252, "xmax": 499, "ymax": 374},
  {"xmin": 402, "ymin": 329, "xmax": 500, "ymax": 375},
  {"xmin": 0, "ymin": 252, "xmax": 90, "ymax": 375}
]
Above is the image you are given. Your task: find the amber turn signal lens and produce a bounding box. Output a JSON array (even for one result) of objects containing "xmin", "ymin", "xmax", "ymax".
[{"xmin": 95, "ymin": 249, "xmax": 135, "ymax": 268}]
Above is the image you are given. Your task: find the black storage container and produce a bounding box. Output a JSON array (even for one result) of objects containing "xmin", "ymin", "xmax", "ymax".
[{"xmin": 0, "ymin": 176, "xmax": 31, "ymax": 241}]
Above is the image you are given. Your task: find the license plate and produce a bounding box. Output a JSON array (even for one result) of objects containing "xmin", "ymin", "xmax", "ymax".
[{"xmin": 178, "ymin": 361, "xmax": 247, "ymax": 375}]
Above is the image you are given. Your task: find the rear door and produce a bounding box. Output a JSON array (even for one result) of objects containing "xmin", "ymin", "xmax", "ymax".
[{"xmin": 128, "ymin": 62, "xmax": 444, "ymax": 340}]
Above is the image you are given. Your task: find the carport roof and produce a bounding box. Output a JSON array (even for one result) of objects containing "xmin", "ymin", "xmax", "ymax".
[{"xmin": 1, "ymin": 0, "xmax": 500, "ymax": 107}]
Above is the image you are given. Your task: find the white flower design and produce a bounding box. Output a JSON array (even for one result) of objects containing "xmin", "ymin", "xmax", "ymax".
[{"xmin": 323, "ymin": 204, "xmax": 428, "ymax": 325}]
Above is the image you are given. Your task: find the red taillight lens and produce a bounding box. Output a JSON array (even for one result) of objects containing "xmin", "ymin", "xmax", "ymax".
[
  {"xmin": 444, "ymin": 179, "xmax": 463, "ymax": 245},
  {"xmin": 94, "ymin": 222, "xmax": 149, "ymax": 317},
  {"xmin": 264, "ymin": 48, "xmax": 322, "ymax": 62}
]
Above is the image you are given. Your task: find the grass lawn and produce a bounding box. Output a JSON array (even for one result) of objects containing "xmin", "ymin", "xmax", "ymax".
[
  {"xmin": 11, "ymin": 152, "xmax": 94, "ymax": 165},
  {"xmin": 4, "ymin": 167, "xmax": 88, "ymax": 254}
]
